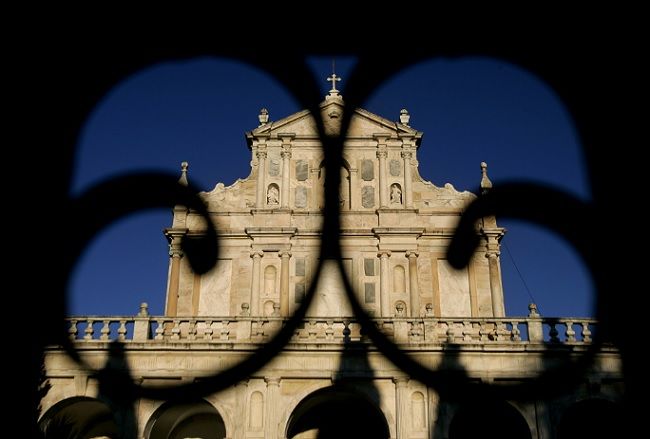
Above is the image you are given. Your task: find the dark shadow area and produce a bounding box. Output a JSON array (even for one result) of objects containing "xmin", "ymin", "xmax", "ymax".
[
  {"xmin": 287, "ymin": 340, "xmax": 388, "ymax": 439},
  {"xmin": 39, "ymin": 396, "xmax": 119, "ymax": 439},
  {"xmin": 21, "ymin": 26, "xmax": 643, "ymax": 434},
  {"xmin": 145, "ymin": 399, "xmax": 226, "ymax": 439},
  {"xmin": 556, "ymin": 398, "xmax": 623, "ymax": 439},
  {"xmin": 448, "ymin": 400, "xmax": 531, "ymax": 439}
]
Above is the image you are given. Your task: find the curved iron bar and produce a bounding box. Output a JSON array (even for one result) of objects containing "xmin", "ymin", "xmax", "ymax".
[{"xmin": 56, "ymin": 51, "xmax": 612, "ymax": 405}]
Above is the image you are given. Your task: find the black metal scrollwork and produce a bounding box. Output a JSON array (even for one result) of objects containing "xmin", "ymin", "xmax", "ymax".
[{"xmin": 55, "ymin": 52, "xmax": 613, "ymax": 413}]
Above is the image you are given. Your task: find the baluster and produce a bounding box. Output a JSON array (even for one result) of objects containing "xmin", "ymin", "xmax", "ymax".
[
  {"xmin": 100, "ymin": 320, "xmax": 111, "ymax": 340},
  {"xmin": 187, "ymin": 319, "xmax": 197, "ymax": 341},
  {"xmin": 308, "ymin": 320, "xmax": 317, "ymax": 339},
  {"xmin": 478, "ymin": 321, "xmax": 489, "ymax": 342},
  {"xmin": 117, "ymin": 320, "xmax": 127, "ymax": 341},
  {"xmin": 84, "ymin": 319, "xmax": 95, "ymax": 340},
  {"xmin": 548, "ymin": 322, "xmax": 560, "ymax": 343},
  {"xmin": 154, "ymin": 319, "xmax": 165, "ymax": 340},
  {"xmin": 565, "ymin": 320, "xmax": 576, "ymax": 342},
  {"xmin": 446, "ymin": 325, "xmax": 455, "ymax": 343},
  {"xmin": 342, "ymin": 320, "xmax": 351, "ymax": 343},
  {"xmin": 171, "ymin": 319, "xmax": 181, "ymax": 341},
  {"xmin": 325, "ymin": 320, "xmax": 334, "ymax": 340},
  {"xmin": 581, "ymin": 322, "xmax": 592, "ymax": 343},
  {"xmin": 221, "ymin": 320, "xmax": 230, "ymax": 340},
  {"xmin": 204, "ymin": 320, "xmax": 213, "ymax": 341},
  {"xmin": 511, "ymin": 321, "xmax": 521, "ymax": 342},
  {"xmin": 68, "ymin": 320, "xmax": 78, "ymax": 341},
  {"xmin": 462, "ymin": 321, "xmax": 472, "ymax": 342}
]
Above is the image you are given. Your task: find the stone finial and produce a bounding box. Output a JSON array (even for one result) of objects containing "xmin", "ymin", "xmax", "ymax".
[
  {"xmin": 258, "ymin": 108, "xmax": 269, "ymax": 126},
  {"xmin": 178, "ymin": 161, "xmax": 189, "ymax": 186},
  {"xmin": 480, "ymin": 161, "xmax": 493, "ymax": 194},
  {"xmin": 528, "ymin": 303, "xmax": 540, "ymax": 317},
  {"xmin": 138, "ymin": 302, "xmax": 149, "ymax": 317},
  {"xmin": 399, "ymin": 108, "xmax": 410, "ymax": 125}
]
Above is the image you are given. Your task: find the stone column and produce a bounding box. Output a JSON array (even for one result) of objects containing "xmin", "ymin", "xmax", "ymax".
[
  {"xmin": 402, "ymin": 150, "xmax": 413, "ymax": 208},
  {"xmin": 394, "ymin": 377, "xmax": 410, "ymax": 439},
  {"xmin": 279, "ymin": 251, "xmax": 291, "ymax": 316},
  {"xmin": 250, "ymin": 250, "xmax": 264, "ymax": 316},
  {"xmin": 265, "ymin": 377, "xmax": 281, "ymax": 439},
  {"xmin": 487, "ymin": 251, "xmax": 505, "ymax": 317},
  {"xmin": 378, "ymin": 250, "xmax": 391, "ymax": 316},
  {"xmin": 280, "ymin": 149, "xmax": 291, "ymax": 209},
  {"xmin": 406, "ymin": 251, "xmax": 420, "ymax": 317},
  {"xmin": 256, "ymin": 149, "xmax": 267, "ymax": 208},
  {"xmin": 484, "ymin": 230, "xmax": 506, "ymax": 317},
  {"xmin": 349, "ymin": 167, "xmax": 359, "ymax": 209},
  {"xmin": 165, "ymin": 231, "xmax": 185, "ymax": 316},
  {"xmin": 234, "ymin": 380, "xmax": 249, "ymax": 439},
  {"xmin": 377, "ymin": 149, "xmax": 388, "ymax": 208}
]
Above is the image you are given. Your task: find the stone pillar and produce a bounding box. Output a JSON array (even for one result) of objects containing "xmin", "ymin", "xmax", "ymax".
[
  {"xmin": 379, "ymin": 250, "xmax": 391, "ymax": 316},
  {"xmin": 406, "ymin": 251, "xmax": 420, "ymax": 317},
  {"xmin": 256, "ymin": 149, "xmax": 267, "ymax": 208},
  {"xmin": 279, "ymin": 251, "xmax": 291, "ymax": 316},
  {"xmin": 394, "ymin": 377, "xmax": 410, "ymax": 439},
  {"xmin": 265, "ymin": 377, "xmax": 281, "ymax": 439},
  {"xmin": 165, "ymin": 231, "xmax": 185, "ymax": 316},
  {"xmin": 377, "ymin": 149, "xmax": 388, "ymax": 208},
  {"xmin": 281, "ymin": 149, "xmax": 291, "ymax": 209},
  {"xmin": 234, "ymin": 380, "xmax": 249, "ymax": 439},
  {"xmin": 487, "ymin": 251, "xmax": 505, "ymax": 317},
  {"xmin": 250, "ymin": 250, "xmax": 264, "ymax": 316},
  {"xmin": 349, "ymin": 167, "xmax": 359, "ymax": 209},
  {"xmin": 402, "ymin": 150, "xmax": 413, "ymax": 208}
]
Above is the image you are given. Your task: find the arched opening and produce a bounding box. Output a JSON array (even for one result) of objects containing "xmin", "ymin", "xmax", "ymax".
[
  {"xmin": 286, "ymin": 386, "xmax": 389, "ymax": 439},
  {"xmin": 264, "ymin": 265, "xmax": 277, "ymax": 297},
  {"xmin": 556, "ymin": 398, "xmax": 622, "ymax": 439},
  {"xmin": 39, "ymin": 396, "xmax": 119, "ymax": 439},
  {"xmin": 145, "ymin": 399, "xmax": 226, "ymax": 439},
  {"xmin": 448, "ymin": 400, "xmax": 531, "ymax": 439},
  {"xmin": 393, "ymin": 265, "xmax": 406, "ymax": 293}
]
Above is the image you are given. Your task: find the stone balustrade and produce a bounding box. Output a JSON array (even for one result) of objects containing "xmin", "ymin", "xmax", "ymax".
[{"xmin": 64, "ymin": 315, "xmax": 597, "ymax": 346}]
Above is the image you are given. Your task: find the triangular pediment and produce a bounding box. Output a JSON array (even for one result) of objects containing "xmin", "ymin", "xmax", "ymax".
[{"xmin": 246, "ymin": 98, "xmax": 421, "ymax": 143}]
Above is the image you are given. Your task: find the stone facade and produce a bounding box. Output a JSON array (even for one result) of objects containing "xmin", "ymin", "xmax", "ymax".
[
  {"xmin": 165, "ymin": 88, "xmax": 504, "ymax": 321},
  {"xmin": 39, "ymin": 87, "xmax": 623, "ymax": 439}
]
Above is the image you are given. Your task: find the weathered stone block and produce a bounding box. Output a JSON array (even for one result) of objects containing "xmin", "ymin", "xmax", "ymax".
[
  {"xmin": 295, "ymin": 186, "xmax": 308, "ymax": 208},
  {"xmin": 362, "ymin": 186, "xmax": 375, "ymax": 208},
  {"xmin": 296, "ymin": 160, "xmax": 308, "ymax": 181},
  {"xmin": 361, "ymin": 160, "xmax": 374, "ymax": 180},
  {"xmin": 390, "ymin": 159, "xmax": 401, "ymax": 176}
]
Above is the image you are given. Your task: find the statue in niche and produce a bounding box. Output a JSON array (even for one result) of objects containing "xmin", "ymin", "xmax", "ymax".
[
  {"xmin": 267, "ymin": 185, "xmax": 279, "ymax": 205},
  {"xmin": 390, "ymin": 183, "xmax": 402, "ymax": 204}
]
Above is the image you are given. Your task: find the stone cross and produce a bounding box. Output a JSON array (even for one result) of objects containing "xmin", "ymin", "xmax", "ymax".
[{"xmin": 327, "ymin": 73, "xmax": 341, "ymax": 92}]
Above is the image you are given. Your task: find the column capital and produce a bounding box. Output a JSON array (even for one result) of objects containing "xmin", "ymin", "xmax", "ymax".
[
  {"xmin": 373, "ymin": 134, "xmax": 390, "ymax": 144},
  {"xmin": 250, "ymin": 250, "xmax": 264, "ymax": 259},
  {"xmin": 281, "ymin": 149, "xmax": 292, "ymax": 159},
  {"xmin": 378, "ymin": 250, "xmax": 392, "ymax": 258},
  {"xmin": 401, "ymin": 150, "xmax": 413, "ymax": 160},
  {"xmin": 256, "ymin": 150, "xmax": 268, "ymax": 160},
  {"xmin": 486, "ymin": 250, "xmax": 500, "ymax": 258},
  {"xmin": 265, "ymin": 376, "xmax": 281, "ymax": 386},
  {"xmin": 279, "ymin": 250, "xmax": 292, "ymax": 258},
  {"xmin": 279, "ymin": 133, "xmax": 296, "ymax": 144},
  {"xmin": 376, "ymin": 150, "xmax": 388, "ymax": 159},
  {"xmin": 406, "ymin": 250, "xmax": 419, "ymax": 259},
  {"xmin": 393, "ymin": 376, "xmax": 410, "ymax": 386}
]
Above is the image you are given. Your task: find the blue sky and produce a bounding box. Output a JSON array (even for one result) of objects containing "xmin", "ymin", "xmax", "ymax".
[{"xmin": 69, "ymin": 56, "xmax": 593, "ymax": 318}]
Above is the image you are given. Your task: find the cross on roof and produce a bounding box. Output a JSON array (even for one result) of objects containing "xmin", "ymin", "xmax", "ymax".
[{"xmin": 327, "ymin": 73, "xmax": 341, "ymax": 92}]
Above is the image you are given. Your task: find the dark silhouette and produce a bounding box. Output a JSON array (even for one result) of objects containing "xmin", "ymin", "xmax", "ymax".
[{"xmin": 22, "ymin": 27, "xmax": 642, "ymax": 435}]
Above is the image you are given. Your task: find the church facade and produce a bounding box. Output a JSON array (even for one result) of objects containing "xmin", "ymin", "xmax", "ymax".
[{"xmin": 39, "ymin": 84, "xmax": 623, "ymax": 438}]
